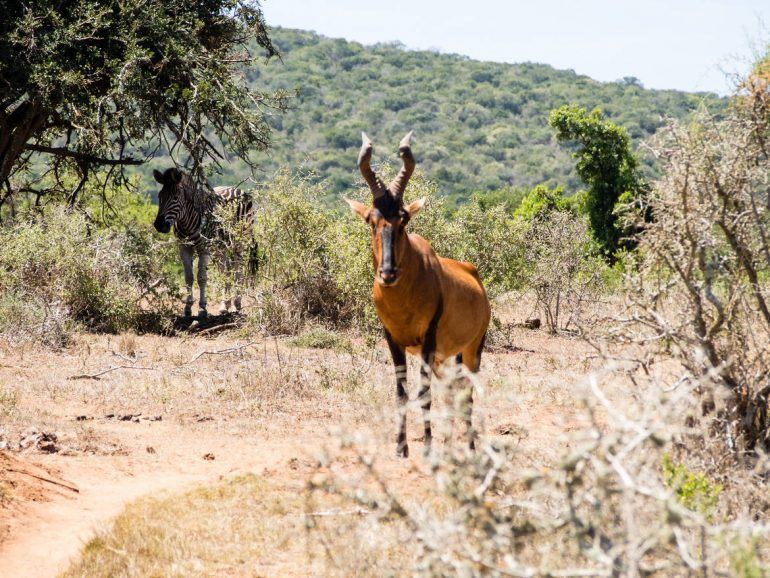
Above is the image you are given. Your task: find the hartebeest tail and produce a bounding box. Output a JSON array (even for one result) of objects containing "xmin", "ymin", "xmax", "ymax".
[{"xmin": 345, "ymin": 132, "xmax": 491, "ymax": 457}]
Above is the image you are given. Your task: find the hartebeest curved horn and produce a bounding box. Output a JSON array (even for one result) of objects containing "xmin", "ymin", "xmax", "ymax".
[
  {"xmin": 358, "ymin": 132, "xmax": 388, "ymax": 199},
  {"xmin": 389, "ymin": 131, "xmax": 415, "ymax": 200}
]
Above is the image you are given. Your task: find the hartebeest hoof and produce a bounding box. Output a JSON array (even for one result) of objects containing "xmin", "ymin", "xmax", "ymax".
[{"xmin": 396, "ymin": 443, "xmax": 409, "ymax": 458}]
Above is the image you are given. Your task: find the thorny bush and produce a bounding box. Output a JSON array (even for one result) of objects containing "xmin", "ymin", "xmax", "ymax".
[
  {"xmin": 308, "ymin": 369, "xmax": 770, "ymax": 577},
  {"xmin": 609, "ymin": 60, "xmax": 770, "ymax": 455}
]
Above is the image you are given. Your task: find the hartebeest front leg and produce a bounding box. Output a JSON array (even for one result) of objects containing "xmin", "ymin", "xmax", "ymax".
[
  {"xmin": 385, "ymin": 331, "xmax": 409, "ymax": 458},
  {"xmin": 419, "ymin": 302, "xmax": 442, "ymax": 452},
  {"xmin": 418, "ymin": 360, "xmax": 432, "ymax": 450}
]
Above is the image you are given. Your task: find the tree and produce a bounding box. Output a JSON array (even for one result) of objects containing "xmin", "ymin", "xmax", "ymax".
[
  {"xmin": 549, "ymin": 105, "xmax": 647, "ymax": 256},
  {"xmin": 0, "ymin": 0, "xmax": 290, "ymax": 211}
]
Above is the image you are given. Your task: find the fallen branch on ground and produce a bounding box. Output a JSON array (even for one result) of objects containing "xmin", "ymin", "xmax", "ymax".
[
  {"xmin": 7, "ymin": 468, "xmax": 80, "ymax": 493},
  {"xmin": 187, "ymin": 341, "xmax": 257, "ymax": 364},
  {"xmin": 68, "ymin": 365, "xmax": 157, "ymax": 380}
]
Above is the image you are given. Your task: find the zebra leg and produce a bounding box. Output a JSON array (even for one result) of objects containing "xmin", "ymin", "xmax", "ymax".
[
  {"xmin": 385, "ymin": 330, "xmax": 409, "ymax": 458},
  {"xmin": 197, "ymin": 247, "xmax": 210, "ymax": 319},
  {"xmin": 233, "ymin": 269, "xmax": 243, "ymax": 311},
  {"xmin": 219, "ymin": 254, "xmax": 232, "ymax": 314},
  {"xmin": 179, "ymin": 244, "xmax": 195, "ymax": 317}
]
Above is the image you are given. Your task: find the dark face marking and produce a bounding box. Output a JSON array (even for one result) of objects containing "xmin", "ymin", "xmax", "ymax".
[{"xmin": 368, "ymin": 208, "xmax": 410, "ymax": 286}]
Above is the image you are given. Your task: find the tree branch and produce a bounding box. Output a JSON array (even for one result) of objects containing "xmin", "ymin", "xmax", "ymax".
[{"xmin": 24, "ymin": 144, "xmax": 144, "ymax": 166}]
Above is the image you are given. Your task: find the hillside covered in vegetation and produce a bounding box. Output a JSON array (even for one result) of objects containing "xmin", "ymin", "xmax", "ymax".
[{"xmin": 198, "ymin": 27, "xmax": 723, "ymax": 201}]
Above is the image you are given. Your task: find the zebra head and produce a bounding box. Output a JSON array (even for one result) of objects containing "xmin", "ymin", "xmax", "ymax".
[{"xmin": 153, "ymin": 168, "xmax": 186, "ymax": 234}]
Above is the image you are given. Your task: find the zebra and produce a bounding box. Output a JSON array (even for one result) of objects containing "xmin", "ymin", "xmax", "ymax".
[{"xmin": 152, "ymin": 167, "xmax": 257, "ymax": 319}]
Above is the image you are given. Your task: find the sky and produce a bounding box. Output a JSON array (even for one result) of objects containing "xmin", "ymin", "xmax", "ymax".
[{"xmin": 260, "ymin": 0, "xmax": 770, "ymax": 95}]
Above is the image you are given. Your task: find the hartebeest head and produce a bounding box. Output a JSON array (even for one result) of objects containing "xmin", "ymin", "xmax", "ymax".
[{"xmin": 345, "ymin": 132, "xmax": 425, "ymax": 287}]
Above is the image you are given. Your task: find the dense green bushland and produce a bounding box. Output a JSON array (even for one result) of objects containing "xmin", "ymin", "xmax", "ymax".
[
  {"xmin": 148, "ymin": 27, "xmax": 724, "ymax": 201},
  {"xmin": 246, "ymin": 168, "xmax": 604, "ymax": 335},
  {"xmin": 0, "ymin": 169, "xmax": 606, "ymax": 343}
]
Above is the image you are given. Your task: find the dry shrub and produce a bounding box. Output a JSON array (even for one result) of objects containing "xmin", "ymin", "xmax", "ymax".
[
  {"xmin": 524, "ymin": 210, "xmax": 607, "ymax": 333},
  {"xmin": 308, "ymin": 369, "xmax": 770, "ymax": 577},
  {"xmin": 610, "ymin": 62, "xmax": 770, "ymax": 455}
]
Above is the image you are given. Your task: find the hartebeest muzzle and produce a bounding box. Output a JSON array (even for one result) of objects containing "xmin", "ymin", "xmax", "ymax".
[{"xmin": 377, "ymin": 226, "xmax": 399, "ymax": 285}]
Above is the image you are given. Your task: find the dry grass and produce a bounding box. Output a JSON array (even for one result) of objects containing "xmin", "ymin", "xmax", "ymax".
[
  {"xmin": 61, "ymin": 474, "xmax": 317, "ymax": 577},
  {"xmin": 1, "ymin": 299, "xmax": 615, "ymax": 576}
]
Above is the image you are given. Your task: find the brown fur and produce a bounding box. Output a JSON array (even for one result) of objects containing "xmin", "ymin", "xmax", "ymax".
[{"xmin": 346, "ymin": 132, "xmax": 490, "ymax": 456}]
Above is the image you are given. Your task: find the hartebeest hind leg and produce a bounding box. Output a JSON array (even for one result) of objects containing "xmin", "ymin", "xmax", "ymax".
[
  {"xmin": 385, "ymin": 331, "xmax": 409, "ymax": 458},
  {"xmin": 456, "ymin": 333, "xmax": 487, "ymax": 451}
]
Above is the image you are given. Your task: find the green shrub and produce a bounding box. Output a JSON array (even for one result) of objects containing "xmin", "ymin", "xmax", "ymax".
[
  {"xmin": 0, "ymin": 205, "xmax": 178, "ymax": 345},
  {"xmin": 253, "ymin": 172, "xmax": 353, "ymax": 333},
  {"xmin": 662, "ymin": 454, "xmax": 722, "ymax": 520},
  {"xmin": 288, "ymin": 327, "xmax": 352, "ymax": 353},
  {"xmin": 451, "ymin": 197, "xmax": 526, "ymax": 295},
  {"xmin": 513, "ymin": 184, "xmax": 572, "ymax": 221}
]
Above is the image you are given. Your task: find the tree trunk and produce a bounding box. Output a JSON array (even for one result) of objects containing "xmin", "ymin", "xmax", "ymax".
[{"xmin": 0, "ymin": 99, "xmax": 46, "ymax": 189}]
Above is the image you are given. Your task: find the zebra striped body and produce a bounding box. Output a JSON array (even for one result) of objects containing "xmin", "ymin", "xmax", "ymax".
[{"xmin": 153, "ymin": 167, "xmax": 256, "ymax": 318}]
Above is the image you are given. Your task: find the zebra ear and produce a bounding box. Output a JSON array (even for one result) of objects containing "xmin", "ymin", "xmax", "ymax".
[{"xmin": 153, "ymin": 169, "xmax": 165, "ymax": 184}]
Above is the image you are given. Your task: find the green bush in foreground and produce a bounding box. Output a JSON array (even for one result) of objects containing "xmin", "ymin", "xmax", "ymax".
[{"xmin": 662, "ymin": 454, "xmax": 723, "ymax": 520}]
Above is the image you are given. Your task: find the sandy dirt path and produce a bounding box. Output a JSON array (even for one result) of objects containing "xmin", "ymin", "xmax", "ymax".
[{"xmin": 0, "ymin": 422, "xmax": 311, "ymax": 577}]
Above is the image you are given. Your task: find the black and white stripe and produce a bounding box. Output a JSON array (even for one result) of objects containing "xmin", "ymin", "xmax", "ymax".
[{"xmin": 153, "ymin": 167, "xmax": 256, "ymax": 318}]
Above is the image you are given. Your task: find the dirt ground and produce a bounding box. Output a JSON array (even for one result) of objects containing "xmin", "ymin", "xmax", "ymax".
[{"xmin": 0, "ymin": 312, "xmax": 602, "ymax": 576}]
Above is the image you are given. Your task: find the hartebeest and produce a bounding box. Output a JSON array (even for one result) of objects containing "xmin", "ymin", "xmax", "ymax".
[{"xmin": 345, "ymin": 132, "xmax": 491, "ymax": 457}]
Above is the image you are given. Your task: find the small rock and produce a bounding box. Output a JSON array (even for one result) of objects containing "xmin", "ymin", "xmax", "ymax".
[
  {"xmin": 522, "ymin": 318, "xmax": 541, "ymax": 330},
  {"xmin": 146, "ymin": 446, "xmax": 156, "ymax": 454},
  {"xmin": 494, "ymin": 423, "xmax": 529, "ymax": 440},
  {"xmin": 20, "ymin": 431, "xmax": 59, "ymax": 453},
  {"xmin": 203, "ymin": 452, "xmax": 215, "ymax": 461},
  {"xmin": 38, "ymin": 440, "xmax": 59, "ymax": 453}
]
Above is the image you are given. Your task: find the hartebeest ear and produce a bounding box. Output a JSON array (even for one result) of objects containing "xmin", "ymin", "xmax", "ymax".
[
  {"xmin": 405, "ymin": 197, "xmax": 426, "ymax": 218},
  {"xmin": 153, "ymin": 169, "xmax": 165, "ymax": 184},
  {"xmin": 343, "ymin": 198, "xmax": 371, "ymax": 222}
]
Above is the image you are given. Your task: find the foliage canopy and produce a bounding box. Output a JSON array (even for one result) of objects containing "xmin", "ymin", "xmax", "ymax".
[
  {"xmin": 0, "ymin": 0, "xmax": 289, "ymax": 211},
  {"xmin": 549, "ymin": 105, "xmax": 648, "ymax": 255}
]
